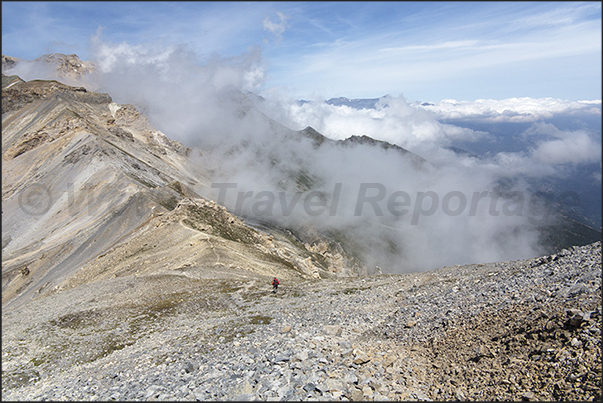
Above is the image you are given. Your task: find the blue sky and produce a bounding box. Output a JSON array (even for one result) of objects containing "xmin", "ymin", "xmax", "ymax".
[{"xmin": 2, "ymin": 1, "xmax": 601, "ymax": 102}]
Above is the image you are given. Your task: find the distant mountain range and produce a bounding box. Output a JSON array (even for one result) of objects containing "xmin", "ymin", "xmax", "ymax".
[{"xmin": 325, "ymin": 96, "xmax": 382, "ymax": 109}]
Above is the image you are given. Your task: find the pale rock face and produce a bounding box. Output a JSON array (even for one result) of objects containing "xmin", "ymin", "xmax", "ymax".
[
  {"xmin": 37, "ymin": 53, "xmax": 96, "ymax": 79},
  {"xmin": 2, "ymin": 53, "xmax": 96, "ymax": 86}
]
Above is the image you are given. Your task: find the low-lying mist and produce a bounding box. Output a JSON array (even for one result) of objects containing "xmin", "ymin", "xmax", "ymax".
[{"xmin": 7, "ymin": 37, "xmax": 600, "ymax": 273}]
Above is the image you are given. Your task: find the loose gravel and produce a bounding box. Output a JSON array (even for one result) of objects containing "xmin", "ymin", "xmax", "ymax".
[{"xmin": 2, "ymin": 242, "xmax": 600, "ymax": 401}]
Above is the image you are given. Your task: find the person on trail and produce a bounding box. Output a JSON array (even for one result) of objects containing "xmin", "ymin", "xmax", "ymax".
[{"xmin": 272, "ymin": 277, "xmax": 279, "ymax": 293}]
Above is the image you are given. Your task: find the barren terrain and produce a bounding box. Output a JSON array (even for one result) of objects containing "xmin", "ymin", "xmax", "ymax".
[{"xmin": 2, "ymin": 242, "xmax": 601, "ymax": 401}]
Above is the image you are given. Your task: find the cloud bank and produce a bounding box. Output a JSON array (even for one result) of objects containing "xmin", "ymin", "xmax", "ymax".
[{"xmin": 418, "ymin": 98, "xmax": 602, "ymax": 122}]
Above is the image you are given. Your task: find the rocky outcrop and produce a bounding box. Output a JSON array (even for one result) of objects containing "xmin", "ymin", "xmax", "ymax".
[
  {"xmin": 35, "ymin": 53, "xmax": 95, "ymax": 80},
  {"xmin": 1, "ymin": 53, "xmax": 95, "ymax": 84},
  {"xmin": 1, "ymin": 77, "xmax": 110, "ymax": 113}
]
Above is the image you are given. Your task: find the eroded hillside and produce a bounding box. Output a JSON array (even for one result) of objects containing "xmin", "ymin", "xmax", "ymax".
[{"xmin": 2, "ymin": 76, "xmax": 361, "ymax": 309}]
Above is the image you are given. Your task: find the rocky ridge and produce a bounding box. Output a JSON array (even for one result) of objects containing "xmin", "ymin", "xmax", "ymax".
[
  {"xmin": 2, "ymin": 242, "xmax": 600, "ymax": 401},
  {"xmin": 2, "ymin": 53, "xmax": 96, "ymax": 86}
]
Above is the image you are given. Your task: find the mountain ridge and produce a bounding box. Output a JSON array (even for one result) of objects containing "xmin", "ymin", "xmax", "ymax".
[{"xmin": 2, "ymin": 74, "xmax": 364, "ymax": 310}]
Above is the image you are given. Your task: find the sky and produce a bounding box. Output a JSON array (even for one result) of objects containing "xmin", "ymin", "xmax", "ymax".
[{"xmin": 1, "ymin": 1, "xmax": 601, "ymax": 102}]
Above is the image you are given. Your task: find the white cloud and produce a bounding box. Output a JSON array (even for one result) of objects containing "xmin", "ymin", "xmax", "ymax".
[
  {"xmin": 85, "ymin": 34, "xmax": 267, "ymax": 147},
  {"xmin": 263, "ymin": 11, "xmax": 289, "ymax": 44},
  {"xmin": 265, "ymin": 3, "xmax": 601, "ymax": 101},
  {"xmin": 259, "ymin": 94, "xmax": 487, "ymax": 151},
  {"xmin": 379, "ymin": 40, "xmax": 482, "ymax": 53},
  {"xmin": 418, "ymin": 97, "xmax": 602, "ymax": 122},
  {"xmin": 531, "ymin": 130, "xmax": 601, "ymax": 165}
]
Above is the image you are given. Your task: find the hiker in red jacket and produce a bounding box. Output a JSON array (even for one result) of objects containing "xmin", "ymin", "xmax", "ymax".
[{"xmin": 272, "ymin": 277, "xmax": 279, "ymax": 293}]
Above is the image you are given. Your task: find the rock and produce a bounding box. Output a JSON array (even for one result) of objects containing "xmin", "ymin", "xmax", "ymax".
[
  {"xmin": 344, "ymin": 372, "xmax": 358, "ymax": 384},
  {"xmin": 350, "ymin": 387, "xmax": 364, "ymax": 401},
  {"xmin": 182, "ymin": 361, "xmax": 197, "ymax": 374},
  {"xmin": 353, "ymin": 355, "xmax": 371, "ymax": 365},
  {"xmin": 323, "ymin": 325, "xmax": 342, "ymax": 336},
  {"xmin": 144, "ymin": 386, "xmax": 163, "ymax": 399},
  {"xmin": 339, "ymin": 340, "xmax": 352, "ymax": 349},
  {"xmin": 294, "ymin": 350, "xmax": 309, "ymax": 362},
  {"xmin": 414, "ymin": 390, "xmax": 431, "ymax": 400},
  {"xmin": 273, "ymin": 355, "xmax": 290, "ymax": 363},
  {"xmin": 567, "ymin": 312, "xmax": 585, "ymax": 327},
  {"xmin": 341, "ymin": 349, "xmax": 353, "ymax": 358},
  {"xmin": 521, "ymin": 391, "xmax": 536, "ymax": 400},
  {"xmin": 567, "ymin": 284, "xmax": 588, "ymax": 297},
  {"xmin": 281, "ymin": 326, "xmax": 292, "ymax": 333},
  {"xmin": 383, "ymin": 356, "xmax": 397, "ymax": 368},
  {"xmin": 234, "ymin": 393, "xmax": 254, "ymax": 401},
  {"xmin": 369, "ymin": 378, "xmax": 383, "ymax": 391},
  {"xmin": 362, "ymin": 385, "xmax": 374, "ymax": 397},
  {"xmin": 325, "ymin": 378, "xmax": 344, "ymax": 392},
  {"xmin": 374, "ymin": 391, "xmax": 388, "ymax": 400}
]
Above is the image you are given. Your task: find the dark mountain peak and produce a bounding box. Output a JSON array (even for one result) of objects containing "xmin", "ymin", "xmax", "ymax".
[
  {"xmin": 298, "ymin": 125, "xmax": 328, "ymax": 147},
  {"xmin": 325, "ymin": 96, "xmax": 382, "ymax": 110},
  {"xmin": 445, "ymin": 145, "xmax": 480, "ymax": 159},
  {"xmin": 338, "ymin": 135, "xmax": 435, "ymax": 170},
  {"xmin": 341, "ymin": 135, "xmax": 414, "ymax": 155},
  {"xmin": 294, "ymin": 125, "xmax": 434, "ymax": 170}
]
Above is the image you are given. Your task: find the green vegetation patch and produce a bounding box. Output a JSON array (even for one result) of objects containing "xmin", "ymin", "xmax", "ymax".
[
  {"xmin": 294, "ymin": 168, "xmax": 323, "ymax": 191},
  {"xmin": 168, "ymin": 181, "xmax": 185, "ymax": 195},
  {"xmin": 159, "ymin": 195, "xmax": 179, "ymax": 211},
  {"xmin": 85, "ymin": 337, "xmax": 135, "ymax": 363},
  {"xmin": 213, "ymin": 280, "xmax": 244, "ymax": 294},
  {"xmin": 334, "ymin": 286, "xmax": 369, "ymax": 295},
  {"xmin": 249, "ymin": 315, "xmax": 272, "ymax": 325},
  {"xmin": 35, "ymin": 289, "xmax": 225, "ymax": 370},
  {"xmin": 210, "ymin": 320, "xmax": 255, "ymax": 344},
  {"xmin": 182, "ymin": 204, "xmax": 261, "ymax": 244},
  {"xmin": 124, "ymin": 244, "xmax": 153, "ymax": 260},
  {"xmin": 2, "ymin": 368, "xmax": 41, "ymax": 390},
  {"xmin": 49, "ymin": 309, "xmax": 104, "ymax": 329}
]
